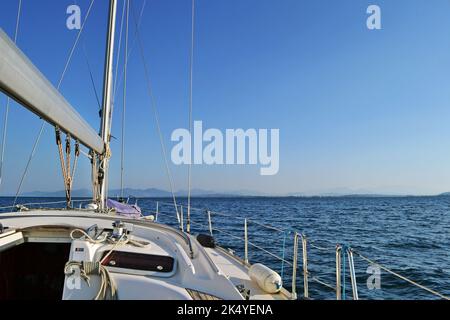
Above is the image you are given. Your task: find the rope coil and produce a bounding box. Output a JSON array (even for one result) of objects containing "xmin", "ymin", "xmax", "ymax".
[
  {"xmin": 64, "ymin": 227, "xmax": 151, "ymax": 300},
  {"xmin": 64, "ymin": 261, "xmax": 118, "ymax": 300}
]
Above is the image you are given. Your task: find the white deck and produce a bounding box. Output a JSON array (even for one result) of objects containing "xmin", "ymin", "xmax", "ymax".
[{"xmin": 0, "ymin": 210, "xmax": 292, "ymax": 300}]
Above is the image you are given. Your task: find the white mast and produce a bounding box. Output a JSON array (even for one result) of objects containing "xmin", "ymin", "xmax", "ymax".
[{"xmin": 99, "ymin": 0, "xmax": 118, "ymax": 209}]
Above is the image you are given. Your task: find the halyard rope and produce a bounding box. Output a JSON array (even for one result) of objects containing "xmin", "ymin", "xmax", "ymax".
[
  {"xmin": 56, "ymin": 129, "xmax": 69, "ymax": 203},
  {"xmin": 71, "ymin": 141, "xmax": 80, "ymax": 190}
]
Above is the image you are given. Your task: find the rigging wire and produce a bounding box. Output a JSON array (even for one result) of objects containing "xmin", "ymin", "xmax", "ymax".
[
  {"xmin": 354, "ymin": 250, "xmax": 450, "ymax": 300},
  {"xmin": 13, "ymin": 125, "xmax": 45, "ymax": 206},
  {"xmin": 111, "ymin": 0, "xmax": 127, "ymax": 128},
  {"xmin": 130, "ymin": 1, "xmax": 181, "ymax": 224},
  {"xmin": 113, "ymin": 0, "xmax": 146, "ymax": 102},
  {"xmin": 57, "ymin": 0, "xmax": 96, "ymax": 90},
  {"xmin": 82, "ymin": 44, "xmax": 102, "ymax": 111},
  {"xmin": 120, "ymin": 0, "xmax": 130, "ymax": 199},
  {"xmin": 110, "ymin": 0, "xmax": 145, "ymax": 198},
  {"xmin": 13, "ymin": 0, "xmax": 96, "ymax": 206},
  {"xmin": 73, "ymin": 0, "xmax": 102, "ymax": 112},
  {"xmin": 0, "ymin": 0, "xmax": 22, "ymax": 190},
  {"xmin": 187, "ymin": 0, "xmax": 196, "ymax": 233}
]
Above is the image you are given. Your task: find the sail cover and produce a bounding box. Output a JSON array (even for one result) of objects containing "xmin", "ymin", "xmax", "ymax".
[
  {"xmin": 0, "ymin": 28, "xmax": 104, "ymax": 154},
  {"xmin": 107, "ymin": 199, "xmax": 142, "ymax": 219}
]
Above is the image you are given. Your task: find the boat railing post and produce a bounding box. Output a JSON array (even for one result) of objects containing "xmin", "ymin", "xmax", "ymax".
[
  {"xmin": 180, "ymin": 205, "xmax": 184, "ymax": 232},
  {"xmin": 207, "ymin": 210, "xmax": 213, "ymax": 236},
  {"xmin": 302, "ymin": 234, "xmax": 309, "ymax": 299},
  {"xmin": 244, "ymin": 218, "xmax": 249, "ymax": 265},
  {"xmin": 347, "ymin": 248, "xmax": 359, "ymax": 300},
  {"xmin": 291, "ymin": 232, "xmax": 299, "ymax": 300},
  {"xmin": 186, "ymin": 206, "xmax": 191, "ymax": 234},
  {"xmin": 155, "ymin": 201, "xmax": 159, "ymax": 222},
  {"xmin": 336, "ymin": 245, "xmax": 342, "ymax": 300}
]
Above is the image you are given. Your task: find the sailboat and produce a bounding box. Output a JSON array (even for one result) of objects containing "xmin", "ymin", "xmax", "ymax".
[{"xmin": 0, "ymin": 0, "xmax": 293, "ymax": 300}]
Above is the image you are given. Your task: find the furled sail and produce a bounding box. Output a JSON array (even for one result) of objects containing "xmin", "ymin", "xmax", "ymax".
[{"xmin": 0, "ymin": 28, "xmax": 104, "ymax": 154}]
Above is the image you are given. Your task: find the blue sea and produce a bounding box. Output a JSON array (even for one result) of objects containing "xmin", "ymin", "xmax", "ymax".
[{"xmin": 2, "ymin": 196, "xmax": 450, "ymax": 300}]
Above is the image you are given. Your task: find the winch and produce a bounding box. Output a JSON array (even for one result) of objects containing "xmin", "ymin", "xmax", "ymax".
[{"xmin": 112, "ymin": 220, "xmax": 126, "ymax": 239}]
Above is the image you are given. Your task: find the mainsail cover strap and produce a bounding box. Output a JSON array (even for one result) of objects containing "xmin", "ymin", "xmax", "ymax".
[{"xmin": 0, "ymin": 28, "xmax": 104, "ymax": 154}]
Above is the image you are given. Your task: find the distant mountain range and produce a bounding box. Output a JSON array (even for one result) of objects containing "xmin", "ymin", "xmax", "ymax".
[
  {"xmin": 21, "ymin": 188, "xmax": 264, "ymax": 198},
  {"xmin": 16, "ymin": 188, "xmax": 450, "ymax": 198}
]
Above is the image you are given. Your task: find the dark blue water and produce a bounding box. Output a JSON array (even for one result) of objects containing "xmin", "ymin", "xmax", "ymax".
[{"xmin": 2, "ymin": 196, "xmax": 450, "ymax": 300}]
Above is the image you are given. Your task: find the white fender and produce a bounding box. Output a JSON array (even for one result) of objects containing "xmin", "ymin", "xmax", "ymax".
[
  {"xmin": 248, "ymin": 263, "xmax": 283, "ymax": 294},
  {"xmin": 85, "ymin": 203, "xmax": 98, "ymax": 210}
]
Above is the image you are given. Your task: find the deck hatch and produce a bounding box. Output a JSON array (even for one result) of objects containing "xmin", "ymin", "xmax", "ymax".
[{"xmin": 101, "ymin": 251, "xmax": 175, "ymax": 273}]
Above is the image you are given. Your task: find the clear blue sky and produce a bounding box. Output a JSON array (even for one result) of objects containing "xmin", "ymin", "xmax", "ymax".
[{"xmin": 1, "ymin": 0, "xmax": 450, "ymax": 196}]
